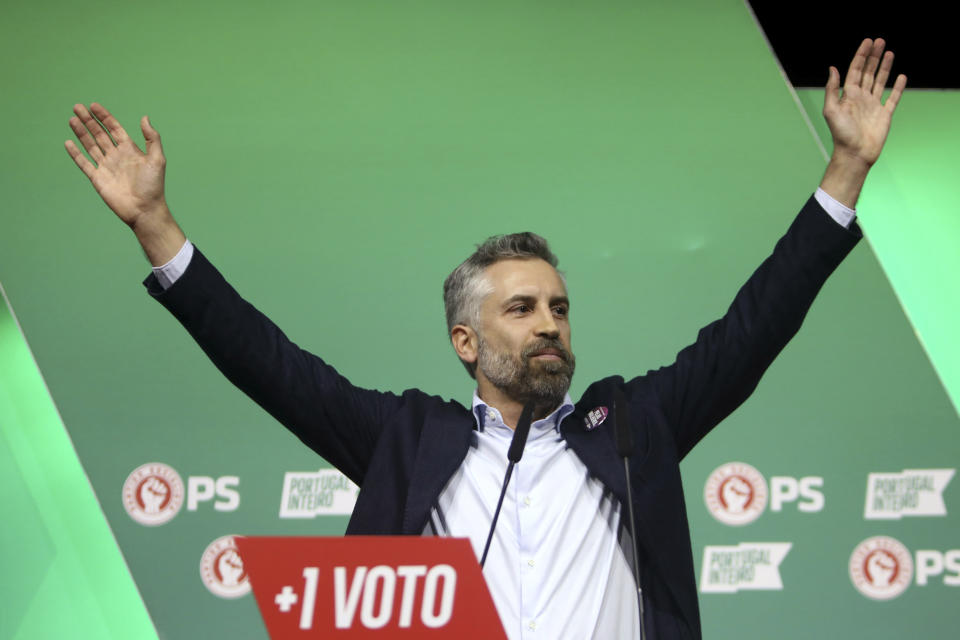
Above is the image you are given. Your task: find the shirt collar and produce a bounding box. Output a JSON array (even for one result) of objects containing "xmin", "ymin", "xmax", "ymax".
[{"xmin": 471, "ymin": 390, "xmax": 575, "ymax": 437}]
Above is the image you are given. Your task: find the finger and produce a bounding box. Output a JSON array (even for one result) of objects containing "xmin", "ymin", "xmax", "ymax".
[
  {"xmin": 68, "ymin": 114, "xmax": 105, "ymax": 162},
  {"xmin": 844, "ymin": 38, "xmax": 872, "ymax": 92},
  {"xmin": 884, "ymin": 73, "xmax": 908, "ymax": 113},
  {"xmin": 64, "ymin": 140, "xmax": 96, "ymax": 180},
  {"xmin": 824, "ymin": 66, "xmax": 841, "ymax": 113},
  {"xmin": 873, "ymin": 51, "xmax": 894, "ymax": 99},
  {"xmin": 89, "ymin": 102, "xmax": 130, "ymax": 145},
  {"xmin": 860, "ymin": 38, "xmax": 885, "ymax": 91},
  {"xmin": 73, "ymin": 103, "xmax": 115, "ymax": 153},
  {"xmin": 140, "ymin": 115, "xmax": 164, "ymax": 160}
]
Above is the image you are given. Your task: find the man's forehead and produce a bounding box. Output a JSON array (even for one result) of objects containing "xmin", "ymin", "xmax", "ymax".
[{"xmin": 484, "ymin": 258, "xmax": 567, "ymax": 298}]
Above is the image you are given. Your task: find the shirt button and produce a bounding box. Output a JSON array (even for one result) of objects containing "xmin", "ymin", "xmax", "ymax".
[
  {"xmin": 523, "ymin": 496, "xmax": 531, "ymax": 506},
  {"xmin": 527, "ymin": 558, "xmax": 535, "ymax": 567},
  {"xmin": 528, "ymin": 621, "xmax": 537, "ymax": 631},
  {"xmin": 486, "ymin": 409, "xmax": 495, "ymax": 421}
]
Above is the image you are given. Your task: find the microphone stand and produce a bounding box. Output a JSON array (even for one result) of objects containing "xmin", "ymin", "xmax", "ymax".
[
  {"xmin": 615, "ymin": 388, "xmax": 647, "ymax": 640},
  {"xmin": 480, "ymin": 400, "xmax": 536, "ymax": 569}
]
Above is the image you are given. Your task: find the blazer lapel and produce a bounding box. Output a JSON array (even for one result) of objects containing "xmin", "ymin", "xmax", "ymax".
[
  {"xmin": 561, "ymin": 408, "xmax": 626, "ymax": 498},
  {"xmin": 402, "ymin": 401, "xmax": 475, "ymax": 533},
  {"xmin": 563, "ymin": 402, "xmax": 697, "ymax": 632}
]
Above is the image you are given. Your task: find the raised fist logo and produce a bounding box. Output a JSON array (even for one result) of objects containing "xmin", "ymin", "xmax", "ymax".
[
  {"xmin": 140, "ymin": 477, "xmax": 169, "ymax": 513},
  {"xmin": 865, "ymin": 550, "xmax": 897, "ymax": 587},
  {"xmin": 720, "ymin": 476, "xmax": 752, "ymax": 513},
  {"xmin": 123, "ymin": 463, "xmax": 184, "ymax": 526},
  {"xmin": 201, "ymin": 536, "xmax": 250, "ymax": 598},
  {"xmin": 218, "ymin": 549, "xmax": 244, "ymax": 586},
  {"xmin": 850, "ymin": 536, "xmax": 912, "ymax": 600},
  {"xmin": 705, "ymin": 462, "xmax": 768, "ymax": 526}
]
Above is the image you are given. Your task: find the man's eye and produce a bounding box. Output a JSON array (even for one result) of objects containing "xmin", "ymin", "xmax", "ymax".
[
  {"xmin": 553, "ymin": 306, "xmax": 568, "ymax": 316},
  {"xmin": 513, "ymin": 305, "xmax": 530, "ymax": 313}
]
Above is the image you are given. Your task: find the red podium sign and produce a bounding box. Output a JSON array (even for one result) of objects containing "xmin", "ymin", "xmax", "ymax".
[{"xmin": 234, "ymin": 536, "xmax": 507, "ymax": 639}]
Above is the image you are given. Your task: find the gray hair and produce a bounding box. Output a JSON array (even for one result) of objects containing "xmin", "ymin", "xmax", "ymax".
[{"xmin": 443, "ymin": 232, "xmax": 560, "ymax": 378}]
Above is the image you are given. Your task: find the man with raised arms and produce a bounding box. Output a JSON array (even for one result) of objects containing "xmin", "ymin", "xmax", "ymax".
[{"xmin": 66, "ymin": 38, "xmax": 905, "ymax": 640}]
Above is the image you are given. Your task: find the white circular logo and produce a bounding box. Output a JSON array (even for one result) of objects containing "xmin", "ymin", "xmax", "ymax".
[
  {"xmin": 122, "ymin": 463, "xmax": 185, "ymax": 526},
  {"xmin": 704, "ymin": 462, "xmax": 768, "ymax": 526},
  {"xmin": 849, "ymin": 536, "xmax": 913, "ymax": 600},
  {"xmin": 200, "ymin": 535, "xmax": 250, "ymax": 599}
]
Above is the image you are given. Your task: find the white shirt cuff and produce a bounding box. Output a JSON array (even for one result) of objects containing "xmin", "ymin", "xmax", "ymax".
[
  {"xmin": 814, "ymin": 188, "xmax": 856, "ymax": 228},
  {"xmin": 152, "ymin": 240, "xmax": 194, "ymax": 290}
]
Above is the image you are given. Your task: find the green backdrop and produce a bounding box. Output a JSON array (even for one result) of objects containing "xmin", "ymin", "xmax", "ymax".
[{"xmin": 2, "ymin": 1, "xmax": 957, "ymax": 638}]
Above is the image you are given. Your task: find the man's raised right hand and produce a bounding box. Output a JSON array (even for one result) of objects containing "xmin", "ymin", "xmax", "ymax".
[{"xmin": 66, "ymin": 103, "xmax": 185, "ymax": 266}]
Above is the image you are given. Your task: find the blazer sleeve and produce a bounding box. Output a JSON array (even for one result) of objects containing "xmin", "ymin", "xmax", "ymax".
[
  {"xmin": 143, "ymin": 247, "xmax": 406, "ymax": 484},
  {"xmin": 639, "ymin": 195, "xmax": 862, "ymax": 459}
]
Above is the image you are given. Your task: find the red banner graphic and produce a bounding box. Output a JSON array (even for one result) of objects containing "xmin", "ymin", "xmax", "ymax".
[{"xmin": 235, "ymin": 536, "xmax": 507, "ymax": 639}]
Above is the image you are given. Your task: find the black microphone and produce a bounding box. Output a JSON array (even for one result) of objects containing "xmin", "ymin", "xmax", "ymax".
[
  {"xmin": 614, "ymin": 387, "xmax": 646, "ymax": 640},
  {"xmin": 614, "ymin": 387, "xmax": 635, "ymax": 459},
  {"xmin": 508, "ymin": 401, "xmax": 535, "ymax": 463},
  {"xmin": 480, "ymin": 400, "xmax": 536, "ymax": 569}
]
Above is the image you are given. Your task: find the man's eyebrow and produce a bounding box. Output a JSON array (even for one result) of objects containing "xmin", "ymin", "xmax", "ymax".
[
  {"xmin": 500, "ymin": 294, "xmax": 570, "ymax": 308},
  {"xmin": 501, "ymin": 294, "xmax": 536, "ymax": 308}
]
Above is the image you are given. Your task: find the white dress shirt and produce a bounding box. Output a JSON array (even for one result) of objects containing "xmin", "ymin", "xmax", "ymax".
[{"xmin": 425, "ymin": 394, "xmax": 641, "ymax": 640}]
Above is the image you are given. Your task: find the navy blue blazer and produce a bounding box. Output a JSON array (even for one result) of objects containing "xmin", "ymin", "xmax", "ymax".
[{"xmin": 146, "ymin": 196, "xmax": 860, "ymax": 639}]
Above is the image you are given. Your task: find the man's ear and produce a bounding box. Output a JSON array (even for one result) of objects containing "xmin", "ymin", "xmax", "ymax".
[{"xmin": 451, "ymin": 324, "xmax": 479, "ymax": 366}]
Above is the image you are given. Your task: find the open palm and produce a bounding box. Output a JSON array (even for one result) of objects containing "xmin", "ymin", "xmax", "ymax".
[
  {"xmin": 65, "ymin": 103, "xmax": 167, "ymax": 228},
  {"xmin": 824, "ymin": 38, "xmax": 907, "ymax": 167}
]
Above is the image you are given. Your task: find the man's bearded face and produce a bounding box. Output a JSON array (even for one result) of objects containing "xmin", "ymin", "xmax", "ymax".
[{"xmin": 477, "ymin": 333, "xmax": 576, "ymax": 408}]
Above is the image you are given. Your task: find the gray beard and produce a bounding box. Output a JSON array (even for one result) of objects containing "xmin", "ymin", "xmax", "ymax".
[{"xmin": 477, "ymin": 335, "xmax": 576, "ymax": 409}]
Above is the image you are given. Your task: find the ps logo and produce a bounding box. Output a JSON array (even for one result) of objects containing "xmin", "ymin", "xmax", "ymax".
[
  {"xmin": 704, "ymin": 462, "xmax": 825, "ymax": 526},
  {"xmin": 187, "ymin": 476, "xmax": 240, "ymax": 512},
  {"xmin": 769, "ymin": 476, "xmax": 824, "ymax": 512},
  {"xmin": 122, "ymin": 463, "xmax": 240, "ymax": 526}
]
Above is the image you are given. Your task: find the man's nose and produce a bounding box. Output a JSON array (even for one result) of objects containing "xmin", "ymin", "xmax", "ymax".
[{"xmin": 534, "ymin": 307, "xmax": 560, "ymax": 338}]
